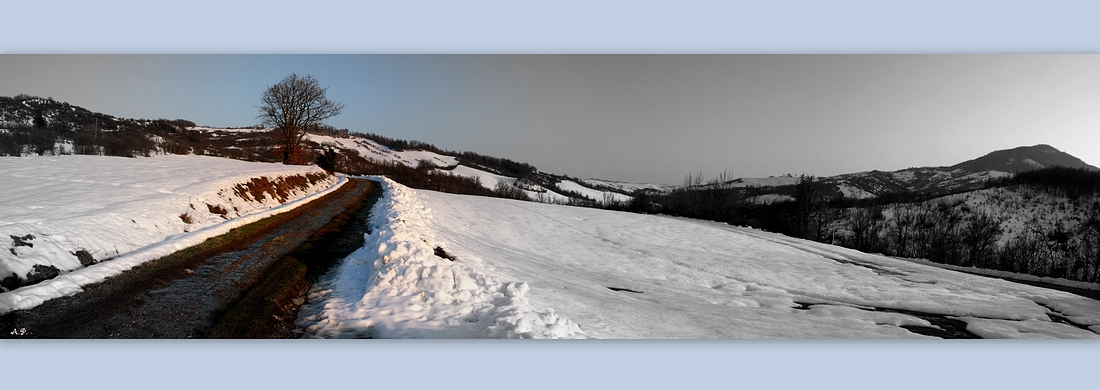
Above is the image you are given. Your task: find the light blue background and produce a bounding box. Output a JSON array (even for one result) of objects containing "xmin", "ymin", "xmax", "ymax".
[{"xmin": 3, "ymin": 1, "xmax": 1099, "ymax": 389}]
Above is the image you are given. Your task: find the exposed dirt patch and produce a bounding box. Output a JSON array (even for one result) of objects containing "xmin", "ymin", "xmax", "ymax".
[
  {"xmin": 434, "ymin": 246, "xmax": 456, "ymax": 261},
  {"xmin": 10, "ymin": 234, "xmax": 35, "ymax": 248},
  {"xmin": 71, "ymin": 249, "xmax": 96, "ymax": 267},
  {"xmin": 793, "ymin": 302, "xmax": 981, "ymax": 339},
  {"xmin": 1031, "ymin": 301, "xmax": 1098, "ymax": 334},
  {"xmin": 232, "ymin": 172, "xmax": 331, "ymax": 203},
  {"xmin": 206, "ymin": 203, "xmax": 229, "ymax": 218}
]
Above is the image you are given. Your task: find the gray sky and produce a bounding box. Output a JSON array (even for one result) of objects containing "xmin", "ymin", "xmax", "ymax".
[{"xmin": 2, "ymin": 55, "xmax": 1097, "ymax": 185}]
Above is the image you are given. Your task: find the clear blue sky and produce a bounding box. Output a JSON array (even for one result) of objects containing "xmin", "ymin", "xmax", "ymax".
[
  {"xmin": 3, "ymin": 2, "xmax": 1100, "ymax": 187},
  {"xmin": 2, "ymin": 54, "xmax": 1096, "ymax": 185}
]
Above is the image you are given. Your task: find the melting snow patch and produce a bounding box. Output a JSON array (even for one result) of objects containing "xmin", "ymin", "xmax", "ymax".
[{"xmin": 954, "ymin": 317, "xmax": 1100, "ymax": 339}]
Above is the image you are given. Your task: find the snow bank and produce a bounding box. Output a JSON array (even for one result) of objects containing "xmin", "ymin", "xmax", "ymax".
[
  {"xmin": 296, "ymin": 177, "xmax": 586, "ymax": 339},
  {"xmin": 0, "ymin": 155, "xmax": 345, "ymax": 312}
]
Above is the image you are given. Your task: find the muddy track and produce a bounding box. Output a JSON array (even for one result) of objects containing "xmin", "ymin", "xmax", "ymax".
[{"xmin": 1, "ymin": 177, "xmax": 378, "ymax": 339}]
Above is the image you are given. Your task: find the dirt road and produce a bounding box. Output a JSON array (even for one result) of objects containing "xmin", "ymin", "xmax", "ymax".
[{"xmin": 1, "ymin": 177, "xmax": 379, "ymax": 338}]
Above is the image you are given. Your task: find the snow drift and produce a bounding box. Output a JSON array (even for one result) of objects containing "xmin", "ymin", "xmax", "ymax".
[{"xmin": 296, "ymin": 177, "xmax": 586, "ymax": 339}]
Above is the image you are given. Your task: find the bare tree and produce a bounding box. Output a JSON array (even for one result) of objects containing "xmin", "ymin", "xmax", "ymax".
[
  {"xmin": 888, "ymin": 203, "xmax": 916, "ymax": 258},
  {"xmin": 258, "ymin": 74, "xmax": 345, "ymax": 164},
  {"xmin": 962, "ymin": 211, "xmax": 1002, "ymax": 267},
  {"xmin": 794, "ymin": 174, "xmax": 833, "ymax": 240},
  {"xmin": 847, "ymin": 206, "xmax": 884, "ymax": 252}
]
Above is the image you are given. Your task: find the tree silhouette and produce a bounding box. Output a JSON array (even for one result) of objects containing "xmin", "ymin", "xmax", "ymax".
[{"xmin": 258, "ymin": 74, "xmax": 344, "ymax": 164}]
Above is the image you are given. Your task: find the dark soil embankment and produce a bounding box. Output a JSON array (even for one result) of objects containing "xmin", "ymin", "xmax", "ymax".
[{"xmin": 1, "ymin": 178, "xmax": 377, "ymax": 339}]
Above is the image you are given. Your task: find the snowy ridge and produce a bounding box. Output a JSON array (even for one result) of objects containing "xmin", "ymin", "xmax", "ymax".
[
  {"xmin": 557, "ymin": 180, "xmax": 632, "ymax": 204},
  {"xmin": 306, "ymin": 133, "xmax": 458, "ymax": 168},
  {"xmin": 436, "ymin": 164, "xmax": 517, "ymax": 189},
  {"xmin": 0, "ymin": 157, "xmax": 347, "ymax": 313},
  {"xmin": 296, "ymin": 177, "xmax": 586, "ymax": 339},
  {"xmin": 437, "ymin": 165, "xmax": 632, "ymax": 205},
  {"xmin": 580, "ymin": 178, "xmax": 675, "ymax": 193}
]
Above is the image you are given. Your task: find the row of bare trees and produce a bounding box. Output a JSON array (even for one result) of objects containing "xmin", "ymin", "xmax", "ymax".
[
  {"xmin": 0, "ymin": 125, "xmax": 158, "ymax": 157},
  {"xmin": 630, "ymin": 167, "xmax": 1100, "ymax": 284},
  {"xmin": 830, "ymin": 198, "xmax": 1100, "ymax": 283}
]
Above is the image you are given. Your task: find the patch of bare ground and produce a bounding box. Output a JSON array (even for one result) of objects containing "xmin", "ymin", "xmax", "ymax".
[
  {"xmin": 793, "ymin": 302, "xmax": 981, "ymax": 339},
  {"xmin": 232, "ymin": 172, "xmax": 331, "ymax": 203}
]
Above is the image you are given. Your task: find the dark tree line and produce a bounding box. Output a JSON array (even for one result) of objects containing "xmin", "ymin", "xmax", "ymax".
[
  {"xmin": 615, "ymin": 166, "xmax": 1100, "ymax": 284},
  {"xmin": 1008, "ymin": 166, "xmax": 1100, "ymax": 199},
  {"xmin": 827, "ymin": 167, "xmax": 1100, "ymax": 283}
]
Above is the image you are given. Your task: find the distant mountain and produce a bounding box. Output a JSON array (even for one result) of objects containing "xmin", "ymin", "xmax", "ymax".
[
  {"xmin": 0, "ymin": 94, "xmax": 131, "ymax": 131},
  {"xmin": 951, "ymin": 144, "xmax": 1098, "ymax": 173},
  {"xmin": 822, "ymin": 144, "xmax": 1096, "ymax": 198},
  {"xmin": 712, "ymin": 144, "xmax": 1096, "ymax": 200}
]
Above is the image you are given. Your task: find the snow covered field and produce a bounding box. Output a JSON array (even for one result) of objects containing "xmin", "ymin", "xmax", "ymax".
[
  {"xmin": 299, "ymin": 178, "xmax": 1100, "ymax": 338},
  {"xmin": 0, "ymin": 155, "xmax": 343, "ymax": 312}
]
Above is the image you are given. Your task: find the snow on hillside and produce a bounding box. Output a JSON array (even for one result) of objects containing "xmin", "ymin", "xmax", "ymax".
[
  {"xmin": 556, "ymin": 180, "xmax": 632, "ymax": 204},
  {"xmin": 746, "ymin": 194, "xmax": 795, "ymax": 204},
  {"xmin": 435, "ymin": 164, "xmax": 574, "ymax": 204},
  {"xmin": 941, "ymin": 186, "xmax": 1089, "ymax": 246},
  {"xmin": 438, "ymin": 164, "xmax": 517, "ymax": 188},
  {"xmin": 0, "ymin": 155, "xmax": 344, "ymax": 312},
  {"xmin": 298, "ymin": 178, "xmax": 1100, "ymax": 338},
  {"xmin": 306, "ymin": 133, "xmax": 458, "ymax": 168},
  {"xmin": 836, "ymin": 183, "xmax": 875, "ymax": 199},
  {"xmin": 580, "ymin": 178, "xmax": 675, "ymax": 193}
]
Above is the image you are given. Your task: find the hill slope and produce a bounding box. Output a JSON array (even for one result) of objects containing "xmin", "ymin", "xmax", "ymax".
[
  {"xmin": 297, "ymin": 178, "xmax": 1100, "ymax": 339},
  {"xmin": 953, "ymin": 144, "xmax": 1099, "ymax": 172}
]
